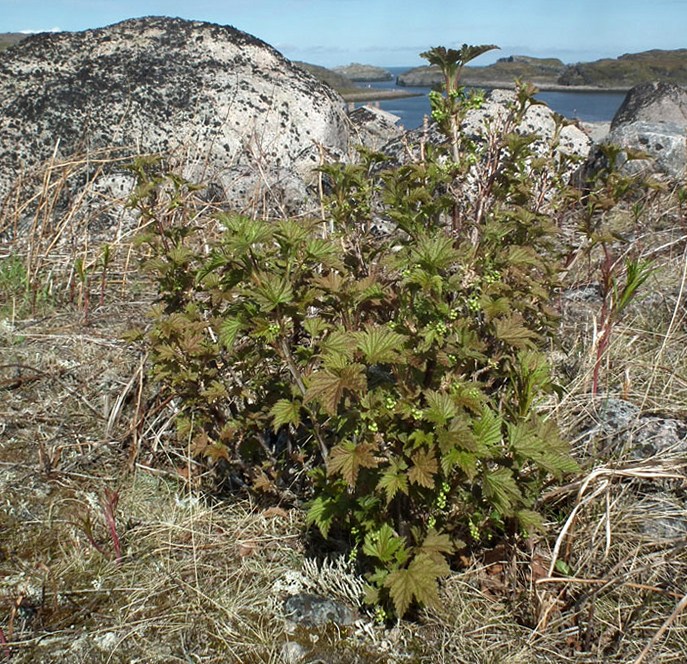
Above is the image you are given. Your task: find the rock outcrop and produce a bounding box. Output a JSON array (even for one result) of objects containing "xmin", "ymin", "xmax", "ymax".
[
  {"xmin": 602, "ymin": 82, "xmax": 687, "ymax": 179},
  {"xmin": 611, "ymin": 81, "xmax": 687, "ymax": 129},
  {"xmin": 0, "ymin": 16, "xmax": 351, "ymax": 216}
]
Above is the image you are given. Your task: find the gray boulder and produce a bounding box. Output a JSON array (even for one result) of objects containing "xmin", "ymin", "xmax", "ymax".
[
  {"xmin": 605, "ymin": 121, "xmax": 686, "ymax": 179},
  {"xmin": 464, "ymin": 89, "xmax": 591, "ymax": 159},
  {"xmin": 0, "ymin": 16, "xmax": 350, "ymax": 216},
  {"xmin": 348, "ymin": 105, "xmax": 403, "ymax": 151},
  {"xmin": 601, "ymin": 81, "xmax": 687, "ymax": 179},
  {"xmin": 611, "ymin": 81, "xmax": 687, "ymax": 129}
]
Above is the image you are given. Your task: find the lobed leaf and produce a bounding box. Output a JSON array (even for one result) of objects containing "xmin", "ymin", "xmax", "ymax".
[
  {"xmin": 377, "ymin": 458, "xmax": 409, "ymax": 504},
  {"xmin": 327, "ymin": 441, "xmax": 380, "ymax": 486},
  {"xmin": 408, "ymin": 447, "xmax": 439, "ymax": 489},
  {"xmin": 305, "ymin": 363, "xmax": 366, "ymax": 415},
  {"xmin": 483, "ymin": 466, "xmax": 522, "ymax": 513},
  {"xmin": 355, "ymin": 324, "xmax": 407, "ymax": 364},
  {"xmin": 384, "ymin": 553, "xmax": 450, "ymax": 617},
  {"xmin": 494, "ymin": 314, "xmax": 538, "ymax": 349},
  {"xmin": 269, "ymin": 399, "xmax": 302, "ymax": 432},
  {"xmin": 362, "ymin": 523, "xmax": 406, "ymax": 563}
]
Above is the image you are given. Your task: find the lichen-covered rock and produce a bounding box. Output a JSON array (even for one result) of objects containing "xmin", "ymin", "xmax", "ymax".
[
  {"xmin": 283, "ymin": 593, "xmax": 355, "ymax": 626},
  {"xmin": 604, "ymin": 121, "xmax": 687, "ymax": 179},
  {"xmin": 610, "ymin": 81, "xmax": 687, "ymax": 129},
  {"xmin": 581, "ymin": 397, "xmax": 687, "ymax": 459},
  {"xmin": 596, "ymin": 81, "xmax": 687, "ymax": 180},
  {"xmin": 0, "ymin": 16, "xmax": 350, "ymax": 216},
  {"xmin": 348, "ymin": 105, "xmax": 402, "ymax": 151},
  {"xmin": 463, "ymin": 89, "xmax": 592, "ymax": 159}
]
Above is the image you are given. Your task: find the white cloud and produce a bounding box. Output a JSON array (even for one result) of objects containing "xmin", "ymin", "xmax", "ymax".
[{"xmin": 20, "ymin": 27, "xmax": 62, "ymax": 34}]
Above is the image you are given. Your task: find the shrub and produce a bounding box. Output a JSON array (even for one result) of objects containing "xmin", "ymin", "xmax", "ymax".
[{"xmin": 135, "ymin": 48, "xmax": 580, "ymax": 618}]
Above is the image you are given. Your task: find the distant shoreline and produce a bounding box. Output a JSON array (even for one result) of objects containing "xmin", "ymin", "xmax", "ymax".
[
  {"xmin": 340, "ymin": 89, "xmax": 423, "ymax": 102},
  {"xmin": 462, "ymin": 80, "xmax": 631, "ymax": 93},
  {"xmin": 341, "ymin": 82, "xmax": 629, "ymax": 105}
]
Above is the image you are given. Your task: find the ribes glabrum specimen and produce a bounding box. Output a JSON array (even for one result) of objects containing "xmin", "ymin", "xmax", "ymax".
[{"xmin": 136, "ymin": 45, "xmax": 580, "ymax": 618}]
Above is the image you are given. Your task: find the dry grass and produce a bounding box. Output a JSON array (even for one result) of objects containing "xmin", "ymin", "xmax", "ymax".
[{"xmin": 2, "ymin": 153, "xmax": 687, "ymax": 662}]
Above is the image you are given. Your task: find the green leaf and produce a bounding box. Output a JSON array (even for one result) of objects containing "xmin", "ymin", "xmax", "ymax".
[
  {"xmin": 408, "ymin": 429, "xmax": 434, "ymax": 448},
  {"xmin": 269, "ymin": 399, "xmax": 301, "ymax": 431},
  {"xmin": 353, "ymin": 277, "xmax": 387, "ymax": 306},
  {"xmin": 483, "ymin": 466, "xmax": 522, "ymax": 513},
  {"xmin": 516, "ymin": 509, "xmax": 544, "ymax": 535},
  {"xmin": 440, "ymin": 448, "xmax": 478, "ymax": 479},
  {"xmin": 355, "ymin": 324, "xmax": 407, "ymax": 364},
  {"xmin": 219, "ymin": 317, "xmax": 243, "ymax": 350},
  {"xmin": 363, "ymin": 583, "xmax": 381, "ymax": 606},
  {"xmin": 384, "ymin": 553, "xmax": 450, "ymax": 617},
  {"xmin": 536, "ymin": 452, "xmax": 580, "ymax": 477},
  {"xmin": 302, "ymin": 316, "xmax": 329, "ymax": 339},
  {"xmin": 201, "ymin": 380, "xmax": 228, "ymax": 403},
  {"xmin": 377, "ymin": 459, "xmax": 409, "ymax": 504},
  {"xmin": 320, "ymin": 329, "xmax": 356, "ymax": 364},
  {"xmin": 555, "ymin": 559, "xmax": 573, "ymax": 576},
  {"xmin": 252, "ymin": 272, "xmax": 294, "ymax": 311},
  {"xmin": 473, "ymin": 408, "xmax": 503, "ymax": 451},
  {"xmin": 305, "ymin": 237, "xmax": 339, "ymax": 263},
  {"xmin": 424, "ymin": 391, "xmax": 458, "ymax": 426},
  {"xmin": 507, "ymin": 245, "xmax": 543, "ymax": 268},
  {"xmin": 408, "ymin": 447, "xmax": 438, "ymax": 489},
  {"xmin": 328, "ymin": 441, "xmax": 380, "ymax": 486},
  {"xmin": 494, "ymin": 314, "xmax": 538, "ymax": 349},
  {"xmin": 305, "ymin": 363, "xmax": 367, "ymax": 415},
  {"xmin": 410, "ymin": 235, "xmax": 459, "ymax": 273},
  {"xmin": 616, "ymin": 257, "xmax": 654, "ymax": 313},
  {"xmin": 508, "ymin": 421, "xmax": 542, "ymax": 458},
  {"xmin": 362, "ymin": 524, "xmax": 405, "ymax": 563},
  {"xmin": 305, "ymin": 496, "xmax": 336, "ymax": 539},
  {"xmin": 418, "ymin": 529, "xmax": 456, "ymax": 564},
  {"xmin": 437, "ymin": 416, "xmax": 477, "ymax": 454},
  {"xmin": 274, "ymin": 218, "xmax": 311, "ymax": 248}
]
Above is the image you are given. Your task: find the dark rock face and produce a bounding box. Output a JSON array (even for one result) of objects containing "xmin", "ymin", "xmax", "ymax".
[
  {"xmin": 611, "ymin": 81, "xmax": 687, "ymax": 130},
  {"xmin": 600, "ymin": 82, "xmax": 687, "ymax": 179},
  {"xmin": 0, "ymin": 16, "xmax": 350, "ymax": 215}
]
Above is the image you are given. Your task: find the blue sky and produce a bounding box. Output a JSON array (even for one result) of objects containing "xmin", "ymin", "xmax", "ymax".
[{"xmin": 2, "ymin": 0, "xmax": 685, "ymax": 67}]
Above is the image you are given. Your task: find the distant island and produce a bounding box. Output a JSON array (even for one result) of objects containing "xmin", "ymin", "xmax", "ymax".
[
  {"xmin": 0, "ymin": 32, "xmax": 25, "ymax": 52},
  {"xmin": 397, "ymin": 50, "xmax": 687, "ymax": 91},
  {"xmin": 333, "ymin": 63, "xmax": 393, "ymax": 82}
]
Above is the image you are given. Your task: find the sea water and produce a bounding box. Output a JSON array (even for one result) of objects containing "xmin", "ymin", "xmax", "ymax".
[{"xmin": 364, "ymin": 67, "xmax": 626, "ymax": 130}]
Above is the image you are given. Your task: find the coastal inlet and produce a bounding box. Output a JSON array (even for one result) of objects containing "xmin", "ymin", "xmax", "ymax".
[{"xmin": 354, "ymin": 67, "xmax": 627, "ymax": 129}]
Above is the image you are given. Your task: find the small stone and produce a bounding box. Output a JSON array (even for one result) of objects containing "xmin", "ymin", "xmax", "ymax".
[
  {"xmin": 281, "ymin": 641, "xmax": 308, "ymax": 663},
  {"xmin": 283, "ymin": 593, "xmax": 354, "ymax": 626}
]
